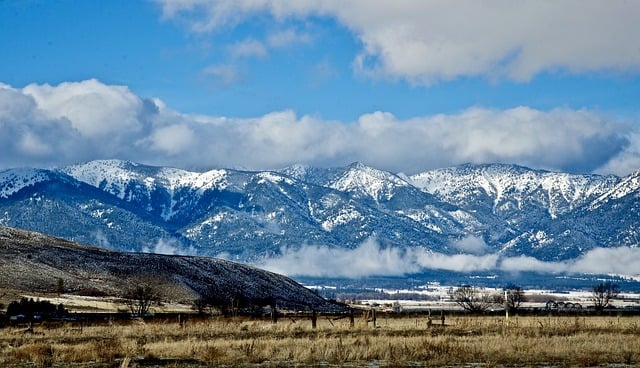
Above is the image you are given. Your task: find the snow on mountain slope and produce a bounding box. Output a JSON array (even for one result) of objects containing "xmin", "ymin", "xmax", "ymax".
[
  {"xmin": 61, "ymin": 160, "xmax": 231, "ymax": 221},
  {"xmin": 326, "ymin": 162, "xmax": 411, "ymax": 202},
  {"xmin": 590, "ymin": 169, "xmax": 640, "ymax": 209},
  {"xmin": 158, "ymin": 167, "xmax": 228, "ymax": 192},
  {"xmin": 62, "ymin": 159, "xmax": 229, "ymax": 196},
  {"xmin": 410, "ymin": 164, "xmax": 617, "ymax": 218},
  {"xmin": 0, "ymin": 168, "xmax": 52, "ymax": 199}
]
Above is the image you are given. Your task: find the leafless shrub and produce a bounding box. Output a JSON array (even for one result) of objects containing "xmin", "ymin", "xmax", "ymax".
[{"xmin": 449, "ymin": 286, "xmax": 501, "ymax": 312}]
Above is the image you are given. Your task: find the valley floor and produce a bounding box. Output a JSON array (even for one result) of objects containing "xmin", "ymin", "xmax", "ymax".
[{"xmin": 1, "ymin": 314, "xmax": 640, "ymax": 367}]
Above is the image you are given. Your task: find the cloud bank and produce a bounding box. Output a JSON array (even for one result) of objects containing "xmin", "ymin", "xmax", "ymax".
[
  {"xmin": 257, "ymin": 239, "xmax": 640, "ymax": 279},
  {"xmin": 156, "ymin": 0, "xmax": 640, "ymax": 83},
  {"xmin": 0, "ymin": 79, "xmax": 636, "ymax": 175}
]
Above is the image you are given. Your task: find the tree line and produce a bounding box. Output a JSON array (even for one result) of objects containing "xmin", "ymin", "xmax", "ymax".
[{"xmin": 449, "ymin": 282, "xmax": 621, "ymax": 313}]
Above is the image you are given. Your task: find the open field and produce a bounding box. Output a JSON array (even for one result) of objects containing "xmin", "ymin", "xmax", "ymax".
[{"xmin": 1, "ymin": 314, "xmax": 640, "ymax": 367}]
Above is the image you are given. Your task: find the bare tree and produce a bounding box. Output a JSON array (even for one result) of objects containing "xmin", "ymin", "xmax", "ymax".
[
  {"xmin": 592, "ymin": 282, "xmax": 619, "ymax": 312},
  {"xmin": 123, "ymin": 283, "xmax": 161, "ymax": 316},
  {"xmin": 504, "ymin": 284, "xmax": 526, "ymax": 312},
  {"xmin": 449, "ymin": 286, "xmax": 500, "ymax": 312}
]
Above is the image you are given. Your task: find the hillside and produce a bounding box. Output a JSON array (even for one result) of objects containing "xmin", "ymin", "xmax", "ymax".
[{"xmin": 0, "ymin": 226, "xmax": 343, "ymax": 312}]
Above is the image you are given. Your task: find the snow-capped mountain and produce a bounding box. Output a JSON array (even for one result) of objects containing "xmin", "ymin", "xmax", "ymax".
[
  {"xmin": 1, "ymin": 159, "xmax": 638, "ymax": 263},
  {"xmin": 410, "ymin": 163, "xmax": 617, "ymax": 219},
  {"xmin": 409, "ymin": 164, "xmax": 622, "ymax": 259}
]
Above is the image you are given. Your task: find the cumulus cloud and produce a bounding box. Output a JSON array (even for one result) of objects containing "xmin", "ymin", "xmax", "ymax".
[
  {"xmin": 0, "ymin": 79, "xmax": 634, "ymax": 175},
  {"xmin": 22, "ymin": 79, "xmax": 144, "ymax": 138},
  {"xmin": 257, "ymin": 239, "xmax": 640, "ymax": 278},
  {"xmin": 348, "ymin": 107, "xmax": 627, "ymax": 174},
  {"xmin": 0, "ymin": 85, "xmax": 83, "ymax": 168},
  {"xmin": 147, "ymin": 124, "xmax": 196, "ymax": 155},
  {"xmin": 155, "ymin": 0, "xmax": 640, "ymax": 83},
  {"xmin": 595, "ymin": 132, "xmax": 640, "ymax": 177}
]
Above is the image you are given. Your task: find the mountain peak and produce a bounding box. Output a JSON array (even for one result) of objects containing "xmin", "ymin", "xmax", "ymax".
[
  {"xmin": 328, "ymin": 163, "xmax": 409, "ymax": 201},
  {"xmin": 346, "ymin": 161, "xmax": 369, "ymax": 170}
]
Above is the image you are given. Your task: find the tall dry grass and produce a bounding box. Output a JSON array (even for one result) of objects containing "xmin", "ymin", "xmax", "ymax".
[{"xmin": 1, "ymin": 314, "xmax": 639, "ymax": 367}]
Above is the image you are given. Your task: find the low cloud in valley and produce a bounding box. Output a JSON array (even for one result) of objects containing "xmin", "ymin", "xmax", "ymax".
[{"xmin": 257, "ymin": 239, "xmax": 640, "ymax": 279}]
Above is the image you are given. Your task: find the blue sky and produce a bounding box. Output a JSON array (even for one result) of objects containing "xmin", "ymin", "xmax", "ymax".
[{"xmin": 1, "ymin": 0, "xmax": 640, "ymax": 175}]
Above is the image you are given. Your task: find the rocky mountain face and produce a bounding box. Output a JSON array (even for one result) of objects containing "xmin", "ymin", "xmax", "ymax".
[
  {"xmin": 0, "ymin": 225, "xmax": 342, "ymax": 312},
  {"xmin": 1, "ymin": 159, "xmax": 639, "ymax": 263}
]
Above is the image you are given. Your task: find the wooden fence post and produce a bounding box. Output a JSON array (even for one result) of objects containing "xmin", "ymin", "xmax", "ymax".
[
  {"xmin": 311, "ymin": 310, "xmax": 317, "ymax": 329},
  {"xmin": 371, "ymin": 309, "xmax": 377, "ymax": 328},
  {"xmin": 349, "ymin": 309, "xmax": 354, "ymax": 328}
]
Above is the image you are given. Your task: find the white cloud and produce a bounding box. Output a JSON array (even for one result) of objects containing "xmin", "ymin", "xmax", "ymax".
[
  {"xmin": 151, "ymin": 238, "xmax": 178, "ymax": 255},
  {"xmin": 257, "ymin": 240, "xmax": 640, "ymax": 278},
  {"xmin": 22, "ymin": 79, "xmax": 144, "ymax": 138},
  {"xmin": 0, "ymin": 79, "xmax": 634, "ymax": 175},
  {"xmin": 155, "ymin": 0, "xmax": 640, "ymax": 83},
  {"xmin": 569, "ymin": 247, "xmax": 640, "ymax": 276},
  {"xmin": 267, "ymin": 28, "xmax": 312, "ymax": 48},
  {"xmin": 348, "ymin": 107, "xmax": 626, "ymax": 174},
  {"xmin": 92, "ymin": 229, "xmax": 111, "ymax": 248},
  {"xmin": 0, "ymin": 85, "xmax": 83, "ymax": 168},
  {"xmin": 147, "ymin": 124, "xmax": 196, "ymax": 155},
  {"xmin": 413, "ymin": 252, "xmax": 499, "ymax": 273},
  {"xmin": 500, "ymin": 247, "xmax": 640, "ymax": 278},
  {"xmin": 18, "ymin": 132, "xmax": 51, "ymax": 156},
  {"xmin": 142, "ymin": 238, "xmax": 197, "ymax": 256},
  {"xmin": 595, "ymin": 132, "xmax": 640, "ymax": 177},
  {"xmin": 201, "ymin": 64, "xmax": 242, "ymax": 86},
  {"xmin": 228, "ymin": 38, "xmax": 268, "ymax": 59},
  {"xmin": 258, "ymin": 238, "xmax": 420, "ymax": 278},
  {"xmin": 452, "ymin": 236, "xmax": 491, "ymax": 255},
  {"xmin": 500, "ymin": 255, "xmax": 564, "ymax": 274}
]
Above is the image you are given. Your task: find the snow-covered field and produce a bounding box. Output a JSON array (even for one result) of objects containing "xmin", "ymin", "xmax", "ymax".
[{"xmin": 314, "ymin": 283, "xmax": 640, "ymax": 312}]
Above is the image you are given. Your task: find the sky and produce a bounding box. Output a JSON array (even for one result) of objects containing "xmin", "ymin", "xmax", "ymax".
[{"xmin": 1, "ymin": 0, "xmax": 640, "ymax": 176}]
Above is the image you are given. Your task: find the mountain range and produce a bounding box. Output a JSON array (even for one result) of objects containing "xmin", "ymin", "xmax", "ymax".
[{"xmin": 1, "ymin": 159, "xmax": 639, "ymax": 266}]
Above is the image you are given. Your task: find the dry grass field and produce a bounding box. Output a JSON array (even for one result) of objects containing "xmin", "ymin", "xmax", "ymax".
[{"xmin": 1, "ymin": 313, "xmax": 640, "ymax": 367}]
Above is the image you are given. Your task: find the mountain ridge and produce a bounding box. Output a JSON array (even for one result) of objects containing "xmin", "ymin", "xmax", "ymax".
[{"xmin": 1, "ymin": 159, "xmax": 638, "ymax": 265}]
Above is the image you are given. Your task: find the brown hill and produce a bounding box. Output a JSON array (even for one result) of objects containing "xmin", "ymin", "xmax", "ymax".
[{"xmin": 0, "ymin": 226, "xmax": 343, "ymax": 312}]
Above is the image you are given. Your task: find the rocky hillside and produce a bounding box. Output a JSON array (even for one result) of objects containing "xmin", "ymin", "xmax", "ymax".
[{"xmin": 0, "ymin": 226, "xmax": 343, "ymax": 312}]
